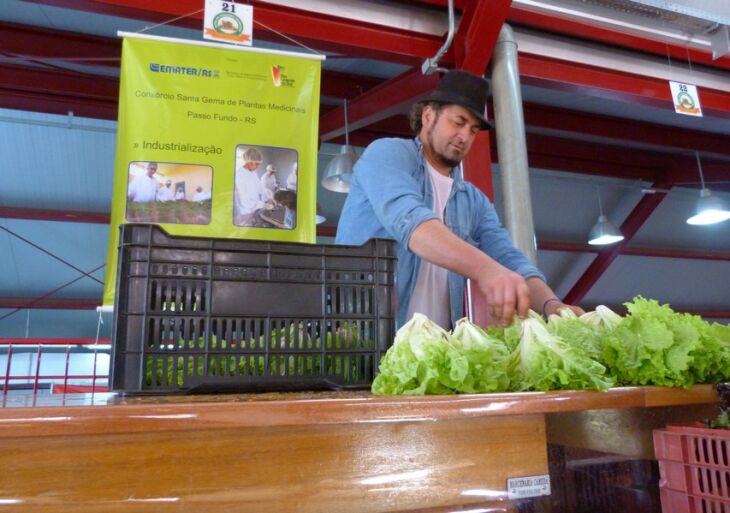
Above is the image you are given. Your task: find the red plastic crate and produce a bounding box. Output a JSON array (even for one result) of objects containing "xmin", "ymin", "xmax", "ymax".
[{"xmin": 653, "ymin": 424, "xmax": 730, "ymax": 513}]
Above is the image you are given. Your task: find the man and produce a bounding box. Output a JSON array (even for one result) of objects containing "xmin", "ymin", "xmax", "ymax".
[
  {"xmin": 127, "ymin": 162, "xmax": 160, "ymax": 202},
  {"xmin": 192, "ymin": 185, "xmax": 211, "ymax": 202},
  {"xmin": 157, "ymin": 179, "xmax": 174, "ymax": 202},
  {"xmin": 336, "ymin": 70, "xmax": 581, "ymax": 329},
  {"xmin": 261, "ymin": 164, "xmax": 279, "ymax": 202},
  {"xmin": 286, "ymin": 162, "xmax": 298, "ymax": 191},
  {"xmin": 234, "ymin": 147, "xmax": 265, "ymax": 225}
]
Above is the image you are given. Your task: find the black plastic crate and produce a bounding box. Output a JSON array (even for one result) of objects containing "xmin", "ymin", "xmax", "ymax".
[{"xmin": 111, "ymin": 224, "xmax": 396, "ymax": 394}]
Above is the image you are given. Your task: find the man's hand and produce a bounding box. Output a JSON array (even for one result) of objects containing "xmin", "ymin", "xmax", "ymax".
[
  {"xmin": 543, "ymin": 300, "xmax": 585, "ymax": 318},
  {"xmin": 475, "ymin": 265, "xmax": 530, "ymax": 326}
]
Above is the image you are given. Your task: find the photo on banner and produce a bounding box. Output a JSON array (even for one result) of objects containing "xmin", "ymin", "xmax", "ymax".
[
  {"xmin": 126, "ymin": 160, "xmax": 213, "ymax": 225},
  {"xmin": 233, "ymin": 144, "xmax": 298, "ymax": 229}
]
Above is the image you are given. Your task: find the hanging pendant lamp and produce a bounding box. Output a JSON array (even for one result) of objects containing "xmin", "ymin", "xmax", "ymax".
[
  {"xmin": 322, "ymin": 99, "xmax": 356, "ymax": 193},
  {"xmin": 686, "ymin": 151, "xmax": 730, "ymax": 225},
  {"xmin": 588, "ymin": 185, "xmax": 624, "ymax": 246}
]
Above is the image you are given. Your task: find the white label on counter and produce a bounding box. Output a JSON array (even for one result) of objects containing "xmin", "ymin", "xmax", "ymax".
[{"xmin": 507, "ymin": 474, "xmax": 551, "ymax": 499}]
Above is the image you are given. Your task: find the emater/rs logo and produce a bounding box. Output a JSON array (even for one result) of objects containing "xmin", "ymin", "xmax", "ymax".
[{"xmin": 150, "ymin": 63, "xmax": 220, "ymax": 78}]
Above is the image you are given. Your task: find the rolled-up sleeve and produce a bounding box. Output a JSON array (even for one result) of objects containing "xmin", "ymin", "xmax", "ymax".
[{"xmin": 350, "ymin": 139, "xmax": 438, "ymax": 247}]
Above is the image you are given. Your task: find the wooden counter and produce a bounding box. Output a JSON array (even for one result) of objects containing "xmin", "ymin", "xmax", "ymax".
[{"xmin": 0, "ymin": 386, "xmax": 720, "ymax": 512}]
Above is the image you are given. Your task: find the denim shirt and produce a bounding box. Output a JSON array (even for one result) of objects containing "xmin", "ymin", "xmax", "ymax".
[{"xmin": 335, "ymin": 137, "xmax": 545, "ymax": 328}]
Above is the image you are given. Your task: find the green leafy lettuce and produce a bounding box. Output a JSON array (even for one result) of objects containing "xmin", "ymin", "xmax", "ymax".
[
  {"xmin": 547, "ymin": 309, "xmax": 606, "ymax": 360},
  {"xmin": 371, "ymin": 313, "xmax": 468, "ymax": 395},
  {"xmin": 449, "ymin": 318, "xmax": 511, "ymax": 393},
  {"xmin": 508, "ymin": 317, "xmax": 613, "ymax": 391},
  {"xmin": 602, "ymin": 297, "xmax": 702, "ymax": 387}
]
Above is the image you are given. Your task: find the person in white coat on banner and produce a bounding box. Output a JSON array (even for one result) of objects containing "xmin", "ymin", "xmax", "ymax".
[
  {"xmin": 157, "ymin": 179, "xmax": 174, "ymax": 202},
  {"xmin": 234, "ymin": 147, "xmax": 265, "ymax": 225},
  {"xmin": 261, "ymin": 164, "xmax": 278, "ymax": 202},
  {"xmin": 127, "ymin": 162, "xmax": 160, "ymax": 202}
]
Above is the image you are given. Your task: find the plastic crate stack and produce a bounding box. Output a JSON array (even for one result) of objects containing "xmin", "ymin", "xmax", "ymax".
[
  {"xmin": 111, "ymin": 224, "xmax": 396, "ymax": 394},
  {"xmin": 653, "ymin": 424, "xmax": 730, "ymax": 513}
]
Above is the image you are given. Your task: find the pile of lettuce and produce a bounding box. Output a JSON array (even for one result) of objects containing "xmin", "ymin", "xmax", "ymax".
[
  {"xmin": 371, "ymin": 296, "xmax": 730, "ymax": 395},
  {"xmin": 144, "ymin": 322, "xmax": 372, "ymax": 387}
]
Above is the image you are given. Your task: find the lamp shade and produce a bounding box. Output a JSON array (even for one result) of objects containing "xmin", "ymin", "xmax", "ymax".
[
  {"xmin": 321, "ymin": 145, "xmax": 357, "ymax": 193},
  {"xmin": 686, "ymin": 188, "xmax": 730, "ymax": 225},
  {"xmin": 588, "ymin": 215, "xmax": 624, "ymax": 245}
]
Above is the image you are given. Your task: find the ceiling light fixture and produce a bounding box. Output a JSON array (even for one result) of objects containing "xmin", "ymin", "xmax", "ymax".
[
  {"xmin": 588, "ymin": 185, "xmax": 625, "ymax": 246},
  {"xmin": 686, "ymin": 151, "xmax": 730, "ymax": 225},
  {"xmin": 322, "ymin": 98, "xmax": 357, "ymax": 193}
]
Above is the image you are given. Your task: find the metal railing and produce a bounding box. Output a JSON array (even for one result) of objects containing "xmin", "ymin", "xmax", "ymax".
[{"xmin": 1, "ymin": 338, "xmax": 111, "ymax": 396}]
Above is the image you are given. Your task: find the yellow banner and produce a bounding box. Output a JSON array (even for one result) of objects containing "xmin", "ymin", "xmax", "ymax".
[{"xmin": 103, "ymin": 34, "xmax": 322, "ymax": 306}]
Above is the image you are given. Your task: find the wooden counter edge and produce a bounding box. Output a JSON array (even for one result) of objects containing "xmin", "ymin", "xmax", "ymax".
[{"xmin": 0, "ymin": 385, "xmax": 718, "ymax": 439}]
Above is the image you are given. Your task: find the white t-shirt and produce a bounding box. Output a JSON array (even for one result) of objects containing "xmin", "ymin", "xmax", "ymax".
[
  {"xmin": 192, "ymin": 190, "xmax": 211, "ymax": 202},
  {"xmin": 128, "ymin": 174, "xmax": 159, "ymax": 203},
  {"xmin": 157, "ymin": 186, "xmax": 174, "ymax": 202},
  {"xmin": 235, "ymin": 167, "xmax": 264, "ymax": 216},
  {"xmin": 406, "ymin": 162, "xmax": 453, "ymax": 329}
]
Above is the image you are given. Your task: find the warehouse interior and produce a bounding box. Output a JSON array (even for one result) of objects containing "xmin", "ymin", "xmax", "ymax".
[
  {"xmin": 1, "ymin": 0, "xmax": 729, "ymax": 343},
  {"xmin": 1, "ymin": 3, "xmax": 729, "ymax": 512}
]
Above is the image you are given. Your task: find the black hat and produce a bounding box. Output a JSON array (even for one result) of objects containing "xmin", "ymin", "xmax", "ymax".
[{"xmin": 424, "ymin": 70, "xmax": 492, "ymax": 130}]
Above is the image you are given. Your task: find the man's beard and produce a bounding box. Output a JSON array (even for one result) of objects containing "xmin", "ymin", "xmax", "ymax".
[{"xmin": 426, "ymin": 125, "xmax": 462, "ymax": 169}]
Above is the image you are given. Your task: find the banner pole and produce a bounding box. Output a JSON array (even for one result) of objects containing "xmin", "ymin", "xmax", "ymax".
[{"xmin": 117, "ymin": 31, "xmax": 326, "ymax": 61}]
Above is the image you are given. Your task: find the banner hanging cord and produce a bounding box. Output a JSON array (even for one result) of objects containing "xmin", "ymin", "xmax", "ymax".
[
  {"xmin": 137, "ymin": 9, "xmax": 205, "ymax": 34},
  {"xmin": 135, "ymin": 6, "xmax": 324, "ymax": 57},
  {"xmin": 251, "ymin": 18, "xmax": 324, "ymax": 57}
]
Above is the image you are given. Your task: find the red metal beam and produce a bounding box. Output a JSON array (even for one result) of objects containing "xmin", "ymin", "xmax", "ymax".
[
  {"xmin": 320, "ymin": 71, "xmax": 383, "ymax": 100},
  {"xmin": 0, "ymin": 297, "xmax": 101, "ymax": 310},
  {"xmin": 518, "ymin": 53, "xmax": 730, "ymax": 118},
  {"xmin": 0, "ymin": 61, "xmax": 380, "ymax": 121},
  {"xmin": 0, "ymin": 63, "xmax": 119, "ymax": 101},
  {"xmin": 2, "ymin": 21, "xmax": 384, "ymax": 101},
  {"xmin": 463, "ymin": 131, "xmax": 494, "ymax": 200},
  {"xmin": 0, "ymin": 206, "xmax": 110, "ymax": 224},
  {"xmin": 0, "ymin": 21, "xmax": 121, "ymax": 67},
  {"xmin": 666, "ymin": 161, "xmax": 730, "ymax": 189},
  {"xmin": 25, "ymin": 0, "xmax": 447, "ymax": 66},
  {"xmin": 454, "ymin": 0, "xmax": 512, "ymax": 75},
  {"xmin": 413, "ymin": 0, "xmax": 730, "ymax": 74},
  {"xmin": 342, "ymin": 120, "xmax": 671, "ymax": 179},
  {"xmin": 538, "ymin": 241, "xmax": 730, "ymax": 261},
  {"xmin": 0, "ymin": 90, "xmax": 117, "ymax": 121},
  {"xmin": 523, "ymin": 103, "xmax": 730, "ymax": 159},
  {"xmin": 524, "ymin": 134, "xmax": 667, "ymax": 181},
  {"xmin": 319, "ymin": 68, "xmax": 439, "ymax": 141},
  {"xmin": 342, "ymin": 110, "xmax": 724, "ymax": 185},
  {"xmin": 0, "ymin": 63, "xmax": 119, "ymax": 120},
  {"xmin": 508, "ymin": 6, "xmax": 730, "ymax": 72},
  {"xmin": 563, "ymin": 181, "xmax": 673, "ymax": 305}
]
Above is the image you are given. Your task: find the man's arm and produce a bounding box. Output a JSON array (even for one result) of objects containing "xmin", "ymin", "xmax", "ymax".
[
  {"xmin": 526, "ymin": 277, "xmax": 585, "ymax": 318},
  {"xmin": 408, "ymin": 219, "xmax": 530, "ymax": 326},
  {"xmin": 409, "ymin": 220, "xmax": 584, "ymax": 324}
]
